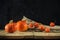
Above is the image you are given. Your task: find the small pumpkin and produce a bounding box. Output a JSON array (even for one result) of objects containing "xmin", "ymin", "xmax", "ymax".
[
  {"xmin": 45, "ymin": 27, "xmax": 50, "ymax": 32},
  {"xmin": 16, "ymin": 20, "xmax": 28, "ymax": 32},
  {"xmin": 50, "ymin": 22, "xmax": 55, "ymax": 27},
  {"xmin": 34, "ymin": 22, "xmax": 39, "ymax": 28},
  {"xmin": 39, "ymin": 25, "xmax": 45, "ymax": 31},
  {"xmin": 5, "ymin": 20, "xmax": 16, "ymax": 33}
]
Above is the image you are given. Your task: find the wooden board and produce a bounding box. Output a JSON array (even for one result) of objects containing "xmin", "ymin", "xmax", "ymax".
[{"xmin": 0, "ymin": 30, "xmax": 60, "ymax": 39}]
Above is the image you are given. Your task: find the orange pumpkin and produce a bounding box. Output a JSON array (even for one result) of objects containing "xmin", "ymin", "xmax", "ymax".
[
  {"xmin": 45, "ymin": 28, "xmax": 50, "ymax": 32},
  {"xmin": 34, "ymin": 22, "xmax": 39, "ymax": 28},
  {"xmin": 39, "ymin": 25, "xmax": 45, "ymax": 31},
  {"xmin": 16, "ymin": 20, "xmax": 28, "ymax": 32},
  {"xmin": 50, "ymin": 22, "xmax": 55, "ymax": 27},
  {"xmin": 5, "ymin": 20, "xmax": 16, "ymax": 33}
]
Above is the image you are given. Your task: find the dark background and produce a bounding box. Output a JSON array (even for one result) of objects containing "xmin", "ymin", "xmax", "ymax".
[{"xmin": 0, "ymin": 0, "xmax": 60, "ymax": 29}]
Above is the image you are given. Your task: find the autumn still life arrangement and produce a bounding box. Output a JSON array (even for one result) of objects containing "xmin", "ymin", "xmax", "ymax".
[{"xmin": 5, "ymin": 16, "xmax": 55, "ymax": 33}]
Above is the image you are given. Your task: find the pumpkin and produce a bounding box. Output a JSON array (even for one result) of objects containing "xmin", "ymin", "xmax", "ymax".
[
  {"xmin": 39, "ymin": 25, "xmax": 45, "ymax": 31},
  {"xmin": 50, "ymin": 22, "xmax": 55, "ymax": 27},
  {"xmin": 34, "ymin": 22, "xmax": 39, "ymax": 28},
  {"xmin": 5, "ymin": 20, "xmax": 16, "ymax": 33},
  {"xmin": 16, "ymin": 20, "xmax": 28, "ymax": 32},
  {"xmin": 45, "ymin": 28, "xmax": 50, "ymax": 32}
]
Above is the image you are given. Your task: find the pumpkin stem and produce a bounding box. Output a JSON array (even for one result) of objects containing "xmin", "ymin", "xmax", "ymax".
[{"xmin": 9, "ymin": 20, "xmax": 13, "ymax": 23}]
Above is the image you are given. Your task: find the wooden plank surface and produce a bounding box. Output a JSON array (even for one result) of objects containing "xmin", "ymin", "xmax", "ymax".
[
  {"xmin": 0, "ymin": 30, "xmax": 33, "ymax": 39},
  {"xmin": 0, "ymin": 30, "xmax": 60, "ymax": 36},
  {"xmin": 0, "ymin": 30, "xmax": 60, "ymax": 39}
]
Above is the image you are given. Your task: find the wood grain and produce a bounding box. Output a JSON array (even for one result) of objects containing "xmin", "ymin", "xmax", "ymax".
[{"xmin": 0, "ymin": 30, "xmax": 60, "ymax": 39}]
